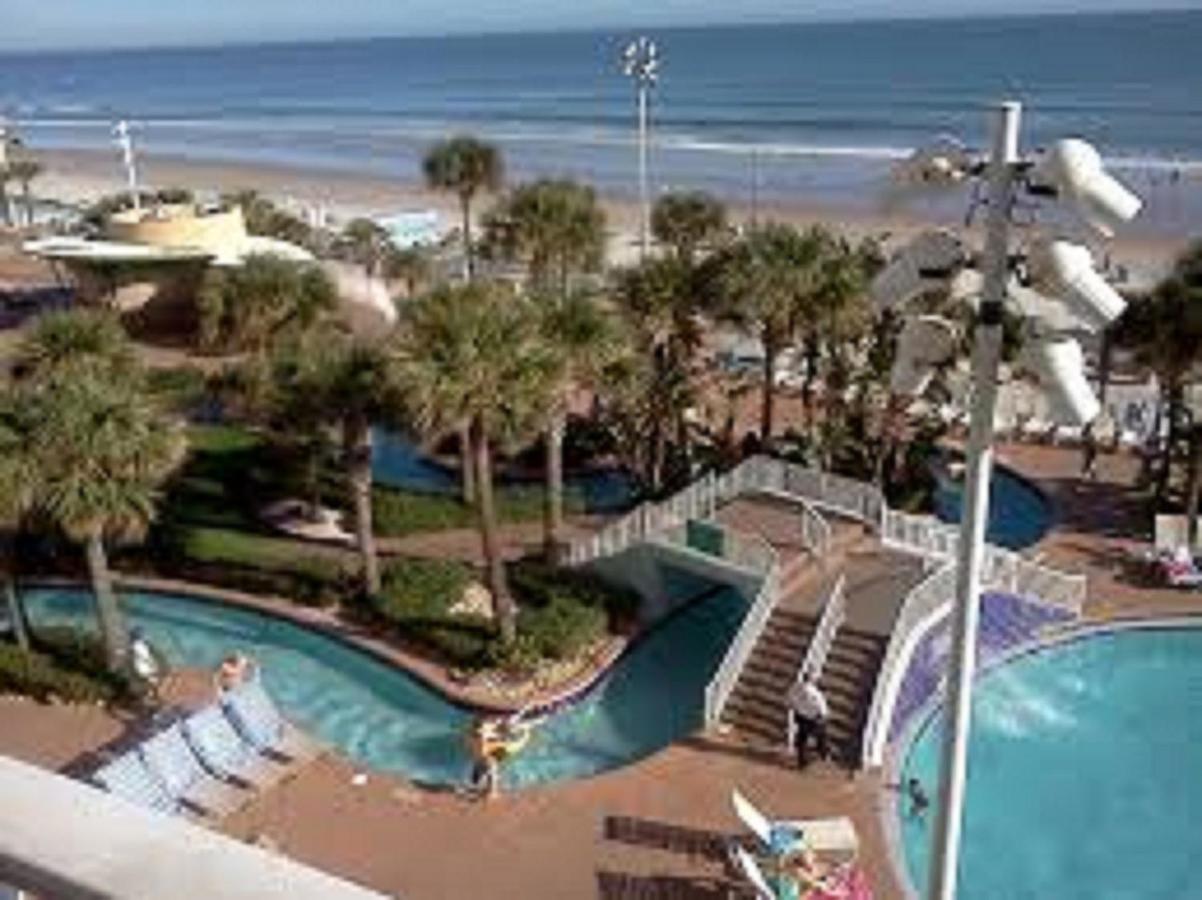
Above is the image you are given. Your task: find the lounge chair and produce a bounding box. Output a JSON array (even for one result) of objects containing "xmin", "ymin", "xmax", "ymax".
[
  {"xmin": 222, "ymin": 680, "xmax": 318, "ymax": 762},
  {"xmin": 732, "ymin": 790, "xmax": 860, "ymax": 862},
  {"xmin": 1020, "ymin": 417, "xmax": 1053, "ymax": 443},
  {"xmin": 1052, "ymin": 424, "xmax": 1084, "ymax": 446},
  {"xmin": 93, "ymin": 750, "xmax": 179, "ymax": 815},
  {"xmin": 139, "ymin": 722, "xmax": 245, "ymax": 818},
  {"xmin": 732, "ymin": 845, "xmax": 777, "ymax": 900},
  {"xmin": 182, "ymin": 706, "xmax": 276, "ymax": 788}
]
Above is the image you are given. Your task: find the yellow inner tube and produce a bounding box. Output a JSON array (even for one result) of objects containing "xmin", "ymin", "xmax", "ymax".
[{"xmin": 483, "ymin": 726, "xmax": 530, "ymax": 761}]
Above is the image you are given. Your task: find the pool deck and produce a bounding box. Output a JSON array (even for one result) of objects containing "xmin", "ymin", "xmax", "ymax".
[{"xmin": 4, "ymin": 443, "xmax": 1198, "ymax": 899}]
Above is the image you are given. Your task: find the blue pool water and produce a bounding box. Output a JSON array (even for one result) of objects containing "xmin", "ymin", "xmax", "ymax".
[
  {"xmin": 899, "ymin": 626, "xmax": 1202, "ymax": 899},
  {"xmin": 20, "ymin": 577, "xmax": 749, "ymax": 788},
  {"xmin": 371, "ymin": 430, "xmax": 637, "ymax": 514},
  {"xmin": 933, "ymin": 465, "xmax": 1053, "ymax": 550}
]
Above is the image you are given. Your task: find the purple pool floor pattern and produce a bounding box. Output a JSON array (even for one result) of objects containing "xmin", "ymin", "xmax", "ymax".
[{"xmin": 887, "ymin": 591, "xmax": 1075, "ymax": 746}]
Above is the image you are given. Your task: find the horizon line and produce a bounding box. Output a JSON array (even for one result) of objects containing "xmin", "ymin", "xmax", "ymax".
[{"xmin": 0, "ymin": 5, "xmax": 1195, "ymax": 58}]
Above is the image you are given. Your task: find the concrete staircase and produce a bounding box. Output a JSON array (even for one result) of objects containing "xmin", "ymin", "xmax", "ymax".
[{"xmin": 720, "ymin": 597, "xmax": 888, "ymax": 766}]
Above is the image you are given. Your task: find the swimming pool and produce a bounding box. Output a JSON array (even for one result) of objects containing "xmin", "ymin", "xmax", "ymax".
[
  {"xmin": 20, "ymin": 575, "xmax": 749, "ymax": 789},
  {"xmin": 897, "ymin": 625, "xmax": 1202, "ymax": 899},
  {"xmin": 932, "ymin": 463, "xmax": 1053, "ymax": 549},
  {"xmin": 371, "ymin": 430, "xmax": 637, "ymax": 514}
]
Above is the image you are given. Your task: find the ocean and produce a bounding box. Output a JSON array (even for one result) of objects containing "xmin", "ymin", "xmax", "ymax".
[{"xmin": 1, "ymin": 10, "xmax": 1200, "ymax": 233}]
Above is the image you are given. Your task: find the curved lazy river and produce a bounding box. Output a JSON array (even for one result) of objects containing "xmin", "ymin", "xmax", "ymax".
[
  {"xmin": 897, "ymin": 625, "xmax": 1202, "ymax": 899},
  {"xmin": 21, "ymin": 573, "xmax": 749, "ymax": 789},
  {"xmin": 372, "ymin": 430, "xmax": 637, "ymax": 514}
]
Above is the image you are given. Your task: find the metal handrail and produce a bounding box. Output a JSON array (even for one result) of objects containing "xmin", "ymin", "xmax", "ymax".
[
  {"xmin": 703, "ymin": 544, "xmax": 780, "ymax": 727},
  {"xmin": 799, "ymin": 574, "xmax": 847, "ymax": 681}
]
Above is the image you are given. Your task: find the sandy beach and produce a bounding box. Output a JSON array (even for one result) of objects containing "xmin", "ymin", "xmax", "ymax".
[{"xmin": 26, "ymin": 147, "xmax": 1193, "ymax": 279}]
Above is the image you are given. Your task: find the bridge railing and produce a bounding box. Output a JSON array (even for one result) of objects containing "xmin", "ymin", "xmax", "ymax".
[{"xmin": 703, "ymin": 534, "xmax": 781, "ymax": 727}]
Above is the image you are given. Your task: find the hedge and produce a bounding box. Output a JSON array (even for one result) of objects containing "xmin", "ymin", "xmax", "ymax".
[{"xmin": 0, "ymin": 641, "xmax": 119, "ymax": 705}]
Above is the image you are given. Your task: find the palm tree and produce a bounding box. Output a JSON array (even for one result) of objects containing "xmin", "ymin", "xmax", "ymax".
[
  {"xmin": 707, "ymin": 223, "xmax": 832, "ymax": 441},
  {"xmin": 0, "ymin": 395, "xmax": 37, "ymax": 652},
  {"xmin": 422, "ymin": 136, "xmax": 504, "ymax": 281},
  {"xmin": 537, "ymin": 293, "xmax": 619, "ymax": 560},
  {"xmin": 384, "ymin": 245, "xmax": 433, "ymax": 299},
  {"xmin": 198, "ymin": 254, "xmax": 336, "ymax": 353},
  {"xmin": 482, "ymin": 178, "xmax": 606, "ymax": 294},
  {"xmin": 393, "ymin": 282, "xmax": 556, "ymax": 641},
  {"xmin": 1115, "ymin": 241, "xmax": 1202, "ymax": 531},
  {"xmin": 8, "ymin": 157, "xmax": 42, "ymax": 227},
  {"xmin": 8, "ymin": 313, "xmax": 184, "ymax": 672},
  {"xmin": 341, "ymin": 218, "xmax": 393, "ymax": 276},
  {"xmin": 611, "ymin": 256, "xmax": 704, "ymax": 492},
  {"xmin": 481, "ymin": 177, "xmax": 611, "ymax": 557},
  {"xmin": 256, "ymin": 330, "xmax": 402, "ymax": 596},
  {"xmin": 651, "ymin": 190, "xmax": 727, "ymax": 265}
]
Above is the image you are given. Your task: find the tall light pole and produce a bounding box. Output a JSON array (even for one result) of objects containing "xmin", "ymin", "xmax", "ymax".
[
  {"xmin": 926, "ymin": 100, "xmax": 1021, "ymax": 900},
  {"xmin": 622, "ymin": 36, "xmax": 659, "ymax": 259},
  {"xmin": 113, "ymin": 120, "xmax": 141, "ymax": 212}
]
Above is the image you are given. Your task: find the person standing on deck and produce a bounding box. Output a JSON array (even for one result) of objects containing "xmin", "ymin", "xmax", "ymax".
[{"xmin": 787, "ymin": 670, "xmax": 830, "ymax": 768}]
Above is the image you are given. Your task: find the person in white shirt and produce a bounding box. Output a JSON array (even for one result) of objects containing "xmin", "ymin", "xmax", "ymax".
[
  {"xmin": 787, "ymin": 670, "xmax": 830, "ymax": 768},
  {"xmin": 129, "ymin": 628, "xmax": 164, "ymax": 700}
]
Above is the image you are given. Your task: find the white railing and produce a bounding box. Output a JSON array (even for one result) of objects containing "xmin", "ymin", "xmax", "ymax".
[
  {"xmin": 861, "ymin": 562, "xmax": 958, "ymax": 767},
  {"xmin": 882, "ymin": 508, "xmax": 961, "ymax": 561},
  {"xmin": 799, "ymin": 574, "xmax": 847, "ymax": 681},
  {"xmin": 566, "ymin": 453, "xmax": 1088, "ymax": 757},
  {"xmin": 704, "ymin": 544, "xmax": 781, "ymax": 727}
]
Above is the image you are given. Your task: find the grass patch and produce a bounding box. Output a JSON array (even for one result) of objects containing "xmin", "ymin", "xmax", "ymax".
[
  {"xmin": 373, "ymin": 483, "xmax": 586, "ymax": 537},
  {"xmin": 144, "ymin": 423, "xmax": 350, "ymax": 605}
]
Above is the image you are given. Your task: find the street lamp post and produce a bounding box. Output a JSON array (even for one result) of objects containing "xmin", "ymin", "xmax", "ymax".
[
  {"xmin": 622, "ymin": 36, "xmax": 659, "ymax": 259},
  {"xmin": 113, "ymin": 120, "xmax": 140, "ymax": 212},
  {"xmin": 875, "ymin": 100, "xmax": 1140, "ymax": 898},
  {"xmin": 926, "ymin": 100, "xmax": 1021, "ymax": 900}
]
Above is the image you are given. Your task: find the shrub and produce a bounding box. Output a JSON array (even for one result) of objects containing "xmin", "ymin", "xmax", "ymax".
[
  {"xmin": 376, "ymin": 558, "xmax": 473, "ymax": 618},
  {"xmin": 517, "ymin": 595, "xmax": 606, "ymax": 661},
  {"xmin": 369, "ymin": 558, "xmax": 492, "ymax": 667},
  {"xmin": 33, "ymin": 627, "xmax": 135, "ymax": 701},
  {"xmin": 0, "ymin": 643, "xmax": 116, "ymax": 704},
  {"xmin": 509, "ymin": 559, "xmax": 641, "ymax": 628}
]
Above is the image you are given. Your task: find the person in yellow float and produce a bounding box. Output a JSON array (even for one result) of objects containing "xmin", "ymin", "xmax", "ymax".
[{"xmin": 466, "ymin": 711, "xmax": 534, "ymax": 800}]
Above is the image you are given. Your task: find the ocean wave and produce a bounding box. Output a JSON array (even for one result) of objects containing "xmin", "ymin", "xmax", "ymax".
[{"xmin": 17, "ymin": 113, "xmax": 1202, "ymax": 172}]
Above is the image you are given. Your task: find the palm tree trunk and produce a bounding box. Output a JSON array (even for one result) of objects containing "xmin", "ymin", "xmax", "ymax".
[
  {"xmin": 544, "ymin": 415, "xmax": 565, "ymax": 563},
  {"xmin": 802, "ymin": 334, "xmax": 820, "ymax": 429},
  {"xmin": 470, "ymin": 417, "xmax": 515, "ymax": 643},
  {"xmin": 21, "ymin": 179, "xmax": 32, "ymax": 228},
  {"xmin": 1158, "ymin": 379, "xmax": 1183, "ymax": 502},
  {"xmin": 761, "ymin": 338, "xmax": 778, "ymax": 442},
  {"xmin": 460, "ymin": 193, "xmax": 474, "ymax": 282},
  {"xmin": 2, "ymin": 533, "xmax": 29, "ymax": 652},
  {"xmin": 1187, "ymin": 427, "xmax": 1202, "ymax": 547},
  {"xmin": 345, "ymin": 415, "xmax": 380, "ymax": 596},
  {"xmin": 85, "ymin": 530, "xmax": 128, "ymax": 673},
  {"xmin": 459, "ymin": 423, "xmax": 476, "ymax": 505},
  {"xmin": 0, "ymin": 179, "xmax": 10, "ymax": 227}
]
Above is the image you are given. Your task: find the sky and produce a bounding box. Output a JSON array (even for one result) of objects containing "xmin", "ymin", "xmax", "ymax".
[{"xmin": 0, "ymin": 0, "xmax": 1196, "ymax": 51}]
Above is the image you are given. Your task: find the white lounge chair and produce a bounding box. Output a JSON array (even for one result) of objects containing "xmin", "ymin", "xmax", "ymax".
[
  {"xmin": 732, "ymin": 789, "xmax": 860, "ymax": 862},
  {"xmin": 732, "ymin": 845, "xmax": 777, "ymax": 900},
  {"xmin": 1020, "ymin": 417, "xmax": 1053, "ymax": 443},
  {"xmin": 139, "ymin": 722, "xmax": 245, "ymax": 819},
  {"xmin": 93, "ymin": 751, "xmax": 179, "ymax": 815}
]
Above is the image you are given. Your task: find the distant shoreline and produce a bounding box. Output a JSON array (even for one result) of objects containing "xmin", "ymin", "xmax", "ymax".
[{"xmin": 31, "ymin": 146, "xmax": 1193, "ymax": 277}]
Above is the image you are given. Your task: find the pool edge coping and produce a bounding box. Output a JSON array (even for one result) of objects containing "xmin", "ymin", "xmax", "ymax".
[{"xmin": 878, "ymin": 612, "xmax": 1202, "ymax": 900}]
